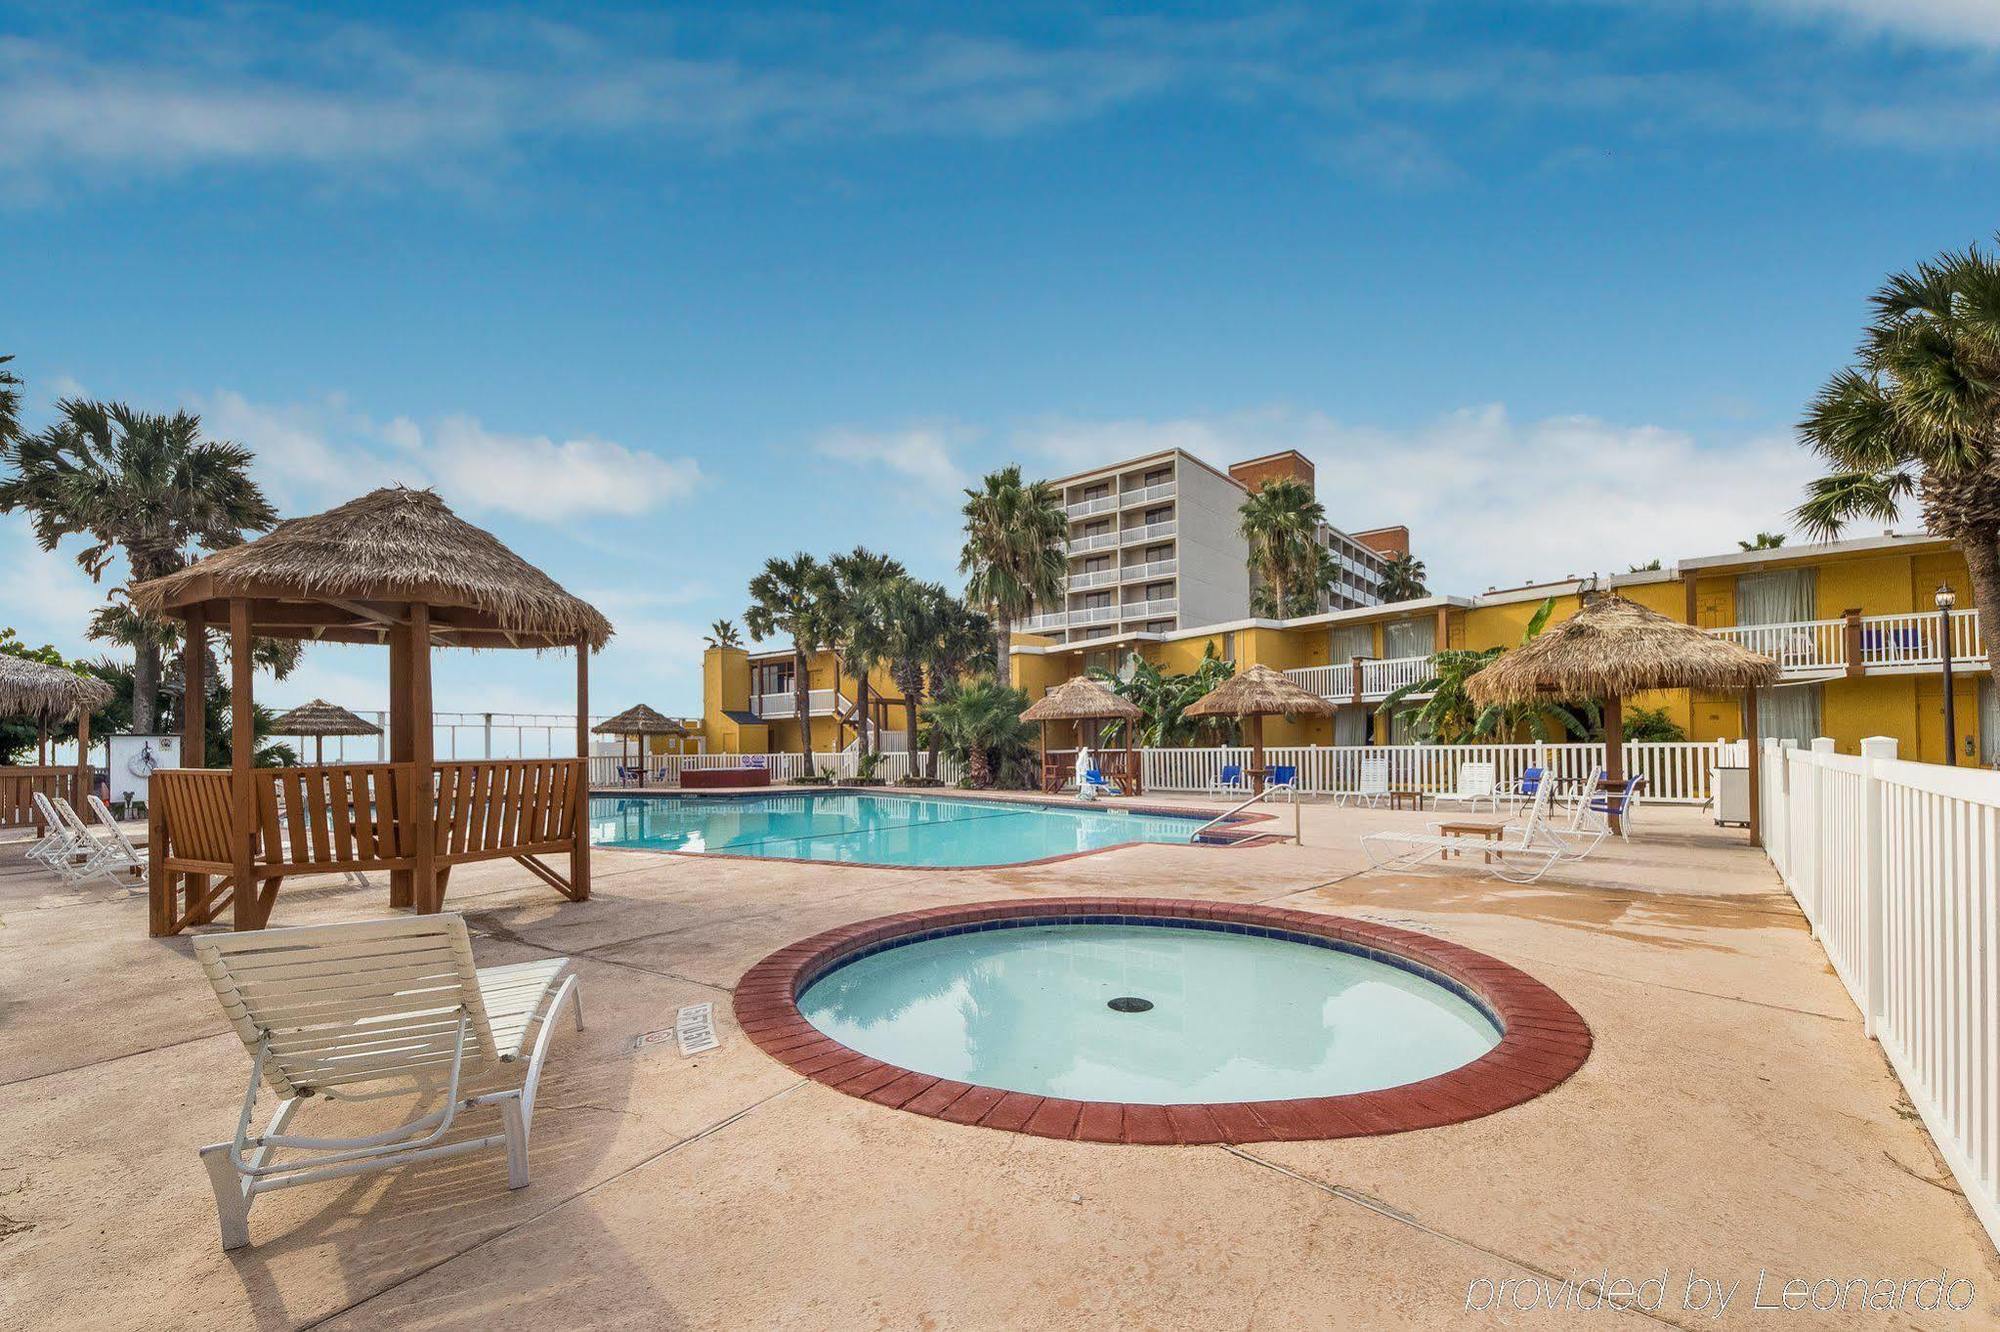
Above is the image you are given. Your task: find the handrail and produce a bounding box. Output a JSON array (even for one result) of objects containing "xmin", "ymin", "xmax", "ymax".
[{"xmin": 1190, "ymin": 786, "xmax": 1280, "ymax": 843}]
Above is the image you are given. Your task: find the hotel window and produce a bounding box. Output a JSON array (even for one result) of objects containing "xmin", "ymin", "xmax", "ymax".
[
  {"xmin": 1083, "ymin": 520, "xmax": 1110, "ymax": 538},
  {"xmin": 1334, "ymin": 706, "xmax": 1370, "ymax": 746},
  {"xmin": 1382, "ymin": 618, "xmax": 1436, "ymax": 659},
  {"xmin": 1083, "ymin": 556, "xmax": 1109, "ymax": 574},
  {"xmin": 1220, "ymin": 632, "xmax": 1237, "ymax": 662},
  {"xmin": 1143, "ymin": 506, "xmax": 1171, "ymax": 525},
  {"xmin": 1735, "ymin": 569, "xmax": 1816, "ymax": 625},
  {"xmin": 1143, "ymin": 467, "xmax": 1170, "ymax": 486},
  {"xmin": 1755, "ymin": 684, "xmax": 1823, "ymax": 745},
  {"xmin": 1145, "ymin": 544, "xmax": 1172, "ymax": 563},
  {"xmin": 1981, "ymin": 678, "xmax": 1997, "ymax": 765},
  {"xmin": 1329, "ymin": 624, "xmax": 1373, "ymax": 659},
  {"xmin": 1146, "ymin": 620, "xmax": 1175, "ymax": 634}
]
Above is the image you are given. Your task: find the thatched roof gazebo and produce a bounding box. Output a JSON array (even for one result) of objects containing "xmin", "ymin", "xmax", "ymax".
[
  {"xmin": 270, "ymin": 699, "xmax": 382, "ymax": 767},
  {"xmin": 0, "ymin": 656, "xmax": 114, "ymax": 831},
  {"xmin": 129, "ymin": 486, "xmax": 613, "ymax": 935},
  {"xmin": 1021, "ymin": 677, "xmax": 1144, "ymax": 794},
  {"xmin": 1467, "ymin": 592, "xmax": 1780, "ymax": 840},
  {"xmin": 1184, "ymin": 664, "xmax": 1334, "ymax": 793},
  {"xmin": 592, "ymin": 704, "xmax": 688, "ymax": 785}
]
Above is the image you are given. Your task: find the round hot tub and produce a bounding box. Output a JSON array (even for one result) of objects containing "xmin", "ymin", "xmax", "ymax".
[{"xmin": 735, "ymin": 900, "xmax": 1590, "ymax": 1144}]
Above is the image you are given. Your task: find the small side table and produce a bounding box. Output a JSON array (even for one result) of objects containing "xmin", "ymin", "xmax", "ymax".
[
  {"xmin": 1388, "ymin": 788, "xmax": 1425, "ymax": 811},
  {"xmin": 1435, "ymin": 821, "xmax": 1504, "ymax": 863}
]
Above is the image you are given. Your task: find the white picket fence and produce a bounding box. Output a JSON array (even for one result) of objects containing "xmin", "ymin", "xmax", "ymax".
[
  {"xmin": 1140, "ymin": 740, "xmax": 1729, "ymax": 804},
  {"xmin": 1761, "ymin": 740, "xmax": 1999, "ymax": 1251},
  {"xmin": 590, "ymin": 751, "xmax": 963, "ymax": 787}
]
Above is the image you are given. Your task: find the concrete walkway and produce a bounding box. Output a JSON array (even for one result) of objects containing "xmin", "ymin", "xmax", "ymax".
[{"xmin": 2, "ymin": 799, "xmax": 1993, "ymax": 1329}]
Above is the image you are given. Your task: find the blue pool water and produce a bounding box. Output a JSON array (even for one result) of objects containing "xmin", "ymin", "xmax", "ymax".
[
  {"xmin": 589, "ymin": 792, "xmax": 1215, "ymax": 867},
  {"xmin": 799, "ymin": 922, "xmax": 1501, "ymax": 1103}
]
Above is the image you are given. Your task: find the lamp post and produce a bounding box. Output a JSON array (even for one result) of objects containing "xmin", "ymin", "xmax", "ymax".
[{"xmin": 1936, "ymin": 584, "xmax": 1957, "ymax": 766}]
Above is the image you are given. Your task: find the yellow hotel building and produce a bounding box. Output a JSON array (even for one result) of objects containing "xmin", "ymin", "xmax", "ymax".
[{"xmin": 701, "ymin": 529, "xmax": 1994, "ymax": 767}]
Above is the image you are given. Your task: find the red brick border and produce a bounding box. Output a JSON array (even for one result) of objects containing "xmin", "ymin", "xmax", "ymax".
[{"xmin": 734, "ymin": 898, "xmax": 1592, "ymax": 1144}]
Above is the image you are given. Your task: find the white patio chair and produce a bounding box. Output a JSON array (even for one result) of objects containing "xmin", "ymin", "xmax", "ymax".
[
  {"xmin": 1360, "ymin": 777, "xmax": 1563, "ymax": 883},
  {"xmin": 45, "ymin": 795, "xmax": 117, "ymax": 884},
  {"xmin": 1430, "ymin": 761, "xmax": 1497, "ymax": 813},
  {"xmin": 26, "ymin": 792, "xmax": 81, "ymax": 870},
  {"xmin": 193, "ymin": 914, "xmax": 583, "ymax": 1249},
  {"xmin": 1335, "ymin": 756, "xmax": 1391, "ymax": 808},
  {"xmin": 78, "ymin": 794, "xmax": 145, "ymax": 887},
  {"xmin": 1507, "ymin": 767, "xmax": 1609, "ymax": 861}
]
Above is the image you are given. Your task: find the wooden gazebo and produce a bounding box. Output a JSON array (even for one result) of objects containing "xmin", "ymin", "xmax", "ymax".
[
  {"xmin": 129, "ymin": 486, "xmax": 613, "ymax": 935},
  {"xmin": 1467, "ymin": 592, "xmax": 1779, "ymax": 841},
  {"xmin": 1021, "ymin": 678, "xmax": 1144, "ymax": 794},
  {"xmin": 270, "ymin": 698, "xmax": 382, "ymax": 767},
  {"xmin": 1184, "ymin": 664, "xmax": 1334, "ymax": 793},
  {"xmin": 592, "ymin": 704, "xmax": 688, "ymax": 785},
  {"xmin": 0, "ymin": 656, "xmax": 113, "ymax": 833}
]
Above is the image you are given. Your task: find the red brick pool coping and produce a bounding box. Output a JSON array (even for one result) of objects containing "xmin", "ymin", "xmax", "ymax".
[{"xmin": 734, "ymin": 898, "xmax": 1593, "ymax": 1145}]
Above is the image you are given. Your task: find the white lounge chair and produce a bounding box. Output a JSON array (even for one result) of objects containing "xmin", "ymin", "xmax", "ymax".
[
  {"xmin": 77, "ymin": 795, "xmax": 145, "ymax": 887},
  {"xmin": 1335, "ymin": 756, "xmax": 1390, "ymax": 808},
  {"xmin": 26, "ymin": 792, "xmax": 81, "ymax": 870},
  {"xmin": 1430, "ymin": 761, "xmax": 1498, "ymax": 813},
  {"xmin": 1511, "ymin": 767, "xmax": 1610, "ymax": 861},
  {"xmin": 1361, "ymin": 777, "xmax": 1564, "ymax": 883},
  {"xmin": 42, "ymin": 795, "xmax": 120, "ymax": 884},
  {"xmin": 194, "ymin": 914, "xmax": 582, "ymax": 1249}
]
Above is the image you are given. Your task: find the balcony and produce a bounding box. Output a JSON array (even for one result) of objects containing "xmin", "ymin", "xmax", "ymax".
[
  {"xmin": 1708, "ymin": 609, "xmax": 1984, "ymax": 679},
  {"xmin": 1069, "ymin": 604, "xmax": 1119, "ymax": 629},
  {"xmin": 1119, "ymin": 481, "xmax": 1176, "ymax": 508},
  {"xmin": 749, "ymin": 689, "xmax": 849, "ymax": 719},
  {"xmin": 1120, "ymin": 597, "xmax": 1178, "ymax": 620},
  {"xmin": 1285, "ymin": 656, "xmax": 1434, "ymax": 704},
  {"xmin": 1020, "ymin": 611, "xmax": 1068, "ymax": 633},
  {"xmin": 1121, "ymin": 558, "xmax": 1176, "ymax": 582},
  {"xmin": 1066, "ymin": 495, "xmax": 1118, "ymax": 521},
  {"xmin": 1066, "ymin": 530, "xmax": 1119, "ymax": 554},
  {"xmin": 1067, "ymin": 568, "xmax": 1119, "ymax": 592},
  {"xmin": 1120, "ymin": 519, "xmax": 1176, "ymax": 545}
]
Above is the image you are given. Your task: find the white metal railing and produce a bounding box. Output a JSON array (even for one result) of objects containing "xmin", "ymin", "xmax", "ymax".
[
  {"xmin": 1120, "ymin": 520, "xmax": 1176, "ymax": 545},
  {"xmin": 1709, "ymin": 609, "xmax": 1984, "ymax": 677},
  {"xmin": 281, "ymin": 710, "xmax": 693, "ymax": 764},
  {"xmin": 1067, "ymin": 568, "xmax": 1118, "ymax": 592},
  {"xmin": 1070, "ymin": 604, "xmax": 1119, "ymax": 628},
  {"xmin": 593, "ymin": 750, "xmax": 965, "ymax": 787},
  {"xmin": 1284, "ymin": 656, "xmax": 1433, "ymax": 702},
  {"xmin": 1066, "ymin": 495, "xmax": 1118, "ymax": 520},
  {"xmin": 1021, "ymin": 610, "xmax": 1068, "ymax": 632},
  {"xmin": 1138, "ymin": 740, "xmax": 1728, "ymax": 804},
  {"xmin": 1760, "ymin": 741, "xmax": 1999, "ymax": 1251},
  {"xmin": 1119, "ymin": 481, "xmax": 1176, "ymax": 507},
  {"xmin": 1066, "ymin": 531, "xmax": 1119, "ymax": 554},
  {"xmin": 1121, "ymin": 597, "xmax": 1178, "ymax": 620},
  {"xmin": 1122, "ymin": 558, "xmax": 1176, "ymax": 582},
  {"xmin": 750, "ymin": 688, "xmax": 847, "ymax": 719}
]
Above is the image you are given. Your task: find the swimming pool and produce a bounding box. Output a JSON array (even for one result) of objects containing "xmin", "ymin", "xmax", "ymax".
[{"xmin": 589, "ymin": 791, "xmax": 1224, "ymax": 867}]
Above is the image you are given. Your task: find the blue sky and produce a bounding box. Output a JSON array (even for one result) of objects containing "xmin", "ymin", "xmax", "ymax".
[{"xmin": 5, "ymin": 1, "xmax": 1998, "ymax": 718}]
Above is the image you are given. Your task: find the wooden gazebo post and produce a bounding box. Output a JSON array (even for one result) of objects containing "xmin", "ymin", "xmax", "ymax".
[
  {"xmin": 1742, "ymin": 687, "xmax": 1762, "ymax": 849},
  {"xmin": 574, "ymin": 635, "xmax": 590, "ymax": 901},
  {"xmin": 1600, "ymin": 694, "xmax": 1625, "ymax": 834},
  {"xmin": 230, "ymin": 598, "xmax": 257, "ymax": 929}
]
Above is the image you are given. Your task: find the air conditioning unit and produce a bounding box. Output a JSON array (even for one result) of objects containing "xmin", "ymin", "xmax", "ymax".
[{"xmin": 1713, "ymin": 765, "xmax": 1751, "ymax": 827}]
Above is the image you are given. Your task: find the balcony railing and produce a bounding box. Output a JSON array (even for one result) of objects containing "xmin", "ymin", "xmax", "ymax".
[
  {"xmin": 1119, "ymin": 481, "xmax": 1176, "ymax": 507},
  {"xmin": 1020, "ymin": 611, "xmax": 1068, "ymax": 633},
  {"xmin": 1067, "ymin": 568, "xmax": 1119, "ymax": 592},
  {"xmin": 750, "ymin": 688, "xmax": 849, "ymax": 719},
  {"xmin": 1069, "ymin": 604, "xmax": 1119, "ymax": 628},
  {"xmin": 1285, "ymin": 656, "xmax": 1434, "ymax": 703},
  {"xmin": 1121, "ymin": 597, "xmax": 1179, "ymax": 620},
  {"xmin": 1067, "ymin": 531, "xmax": 1119, "ymax": 554},
  {"xmin": 1066, "ymin": 495, "xmax": 1118, "ymax": 521},
  {"xmin": 1121, "ymin": 519, "xmax": 1177, "ymax": 545},
  {"xmin": 1708, "ymin": 609, "xmax": 1984, "ymax": 678},
  {"xmin": 1122, "ymin": 558, "xmax": 1176, "ymax": 582}
]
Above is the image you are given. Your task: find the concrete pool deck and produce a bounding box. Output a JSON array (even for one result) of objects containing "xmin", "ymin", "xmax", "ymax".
[{"xmin": 2, "ymin": 797, "xmax": 1994, "ymax": 1328}]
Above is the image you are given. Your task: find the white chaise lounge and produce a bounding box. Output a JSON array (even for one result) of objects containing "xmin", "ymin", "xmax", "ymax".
[
  {"xmin": 1360, "ymin": 776, "xmax": 1565, "ymax": 883},
  {"xmin": 194, "ymin": 914, "xmax": 582, "ymax": 1249}
]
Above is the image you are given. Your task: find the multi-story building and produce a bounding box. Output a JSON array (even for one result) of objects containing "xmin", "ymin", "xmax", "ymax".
[{"xmin": 1018, "ymin": 447, "xmax": 1401, "ymax": 644}]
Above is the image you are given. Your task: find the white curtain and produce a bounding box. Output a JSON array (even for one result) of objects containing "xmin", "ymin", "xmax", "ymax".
[
  {"xmin": 1334, "ymin": 706, "xmax": 1370, "ymax": 746},
  {"xmin": 1328, "ymin": 624, "xmax": 1373, "ymax": 660},
  {"xmin": 1382, "ymin": 617, "xmax": 1436, "ymax": 659},
  {"xmin": 1981, "ymin": 678, "xmax": 1997, "ymax": 766},
  {"xmin": 1756, "ymin": 684, "xmax": 1822, "ymax": 744},
  {"xmin": 1735, "ymin": 570, "xmax": 1816, "ymax": 626}
]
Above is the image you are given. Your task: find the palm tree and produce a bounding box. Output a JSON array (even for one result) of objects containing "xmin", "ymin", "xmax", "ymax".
[
  {"xmin": 0, "ymin": 399, "xmax": 277, "ymax": 731},
  {"xmin": 744, "ymin": 553, "xmax": 834, "ymax": 764},
  {"xmin": 959, "ymin": 466, "xmax": 1067, "ymax": 679},
  {"xmin": 1738, "ymin": 532, "xmax": 1787, "ymax": 551},
  {"xmin": 923, "ymin": 677, "xmax": 1035, "ymax": 788},
  {"xmin": 1239, "ymin": 478, "xmax": 1326, "ymax": 616},
  {"xmin": 0, "ymin": 355, "xmax": 20, "ymax": 450},
  {"xmin": 1378, "ymin": 597, "xmax": 1595, "ymax": 742},
  {"xmin": 877, "ymin": 577, "xmax": 943, "ymax": 766},
  {"xmin": 704, "ymin": 619, "xmax": 743, "ymax": 648},
  {"xmin": 1089, "ymin": 647, "xmax": 1237, "ymax": 746},
  {"xmin": 1796, "ymin": 241, "xmax": 2000, "ymax": 684},
  {"xmin": 921, "ymin": 595, "xmax": 993, "ymax": 780},
  {"xmin": 1380, "ymin": 552, "xmax": 1429, "ymax": 601},
  {"xmin": 828, "ymin": 548, "xmax": 907, "ymax": 758}
]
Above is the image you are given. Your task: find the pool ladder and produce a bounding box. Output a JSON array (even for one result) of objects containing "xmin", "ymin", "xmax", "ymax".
[{"xmin": 1189, "ymin": 785, "xmax": 1301, "ymax": 846}]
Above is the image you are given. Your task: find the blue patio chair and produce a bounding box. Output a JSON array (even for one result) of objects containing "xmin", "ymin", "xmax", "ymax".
[
  {"xmin": 1587, "ymin": 774, "xmax": 1648, "ymax": 839},
  {"xmin": 1266, "ymin": 764, "xmax": 1300, "ymax": 801},
  {"xmin": 617, "ymin": 765, "xmax": 643, "ymax": 786},
  {"xmin": 1496, "ymin": 765, "xmax": 1544, "ymax": 809},
  {"xmin": 1209, "ymin": 763, "xmax": 1248, "ymax": 796},
  {"xmin": 1077, "ymin": 767, "xmax": 1118, "ymax": 800}
]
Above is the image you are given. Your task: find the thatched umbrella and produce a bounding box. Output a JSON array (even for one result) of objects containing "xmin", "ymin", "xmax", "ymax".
[
  {"xmin": 270, "ymin": 699, "xmax": 382, "ymax": 767},
  {"xmin": 128, "ymin": 486, "xmax": 613, "ymax": 932},
  {"xmin": 0, "ymin": 656, "xmax": 113, "ymax": 798},
  {"xmin": 1183, "ymin": 664, "xmax": 1335, "ymax": 793},
  {"xmin": 1021, "ymin": 677, "xmax": 1144, "ymax": 793},
  {"xmin": 1467, "ymin": 592, "xmax": 1780, "ymax": 840},
  {"xmin": 592, "ymin": 704, "xmax": 689, "ymax": 783}
]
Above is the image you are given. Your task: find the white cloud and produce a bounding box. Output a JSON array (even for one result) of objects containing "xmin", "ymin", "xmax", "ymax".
[
  {"xmin": 421, "ymin": 415, "xmax": 700, "ymax": 521},
  {"xmin": 1019, "ymin": 404, "xmax": 1833, "ymax": 591},
  {"xmin": 193, "ymin": 390, "xmax": 698, "ymax": 523},
  {"xmin": 1732, "ymin": 0, "xmax": 2000, "ymax": 49},
  {"xmin": 815, "ymin": 422, "xmax": 974, "ymax": 493},
  {"xmin": 1, "ymin": 519, "xmax": 111, "ymax": 658}
]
